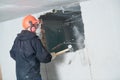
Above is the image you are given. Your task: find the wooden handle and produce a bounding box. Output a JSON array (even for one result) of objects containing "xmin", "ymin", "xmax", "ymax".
[{"xmin": 55, "ymin": 48, "xmax": 69, "ymax": 56}]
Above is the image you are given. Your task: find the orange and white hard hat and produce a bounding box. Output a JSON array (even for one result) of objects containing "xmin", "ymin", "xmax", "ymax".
[{"xmin": 22, "ymin": 15, "xmax": 41, "ymax": 29}]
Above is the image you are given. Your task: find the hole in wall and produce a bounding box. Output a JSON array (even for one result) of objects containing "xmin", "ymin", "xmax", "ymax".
[
  {"xmin": 38, "ymin": 3, "xmax": 86, "ymax": 80},
  {"xmin": 38, "ymin": 3, "xmax": 85, "ymax": 53}
]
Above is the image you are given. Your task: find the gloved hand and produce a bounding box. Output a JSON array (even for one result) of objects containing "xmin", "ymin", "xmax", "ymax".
[{"xmin": 51, "ymin": 52, "xmax": 56, "ymax": 60}]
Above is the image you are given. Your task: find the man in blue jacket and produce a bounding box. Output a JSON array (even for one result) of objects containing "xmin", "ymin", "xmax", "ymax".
[{"xmin": 10, "ymin": 15, "xmax": 53, "ymax": 80}]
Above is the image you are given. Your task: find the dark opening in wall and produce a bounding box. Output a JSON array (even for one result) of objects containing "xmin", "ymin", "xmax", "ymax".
[{"xmin": 38, "ymin": 4, "xmax": 85, "ymax": 53}]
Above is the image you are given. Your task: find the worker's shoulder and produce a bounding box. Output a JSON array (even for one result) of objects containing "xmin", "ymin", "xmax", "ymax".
[{"xmin": 31, "ymin": 36, "xmax": 41, "ymax": 42}]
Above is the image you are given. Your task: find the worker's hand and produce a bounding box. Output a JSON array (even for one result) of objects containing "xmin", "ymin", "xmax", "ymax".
[{"xmin": 51, "ymin": 52, "xmax": 56, "ymax": 60}]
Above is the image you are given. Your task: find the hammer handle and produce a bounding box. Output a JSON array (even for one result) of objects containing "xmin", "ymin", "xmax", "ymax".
[{"xmin": 55, "ymin": 48, "xmax": 69, "ymax": 56}]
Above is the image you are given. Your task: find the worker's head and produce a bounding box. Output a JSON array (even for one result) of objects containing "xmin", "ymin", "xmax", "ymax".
[{"xmin": 22, "ymin": 15, "xmax": 42, "ymax": 32}]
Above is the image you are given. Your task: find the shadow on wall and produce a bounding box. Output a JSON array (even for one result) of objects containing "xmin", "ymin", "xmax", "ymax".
[
  {"xmin": 46, "ymin": 55, "xmax": 66, "ymax": 80},
  {"xmin": 39, "ymin": 3, "xmax": 85, "ymax": 80}
]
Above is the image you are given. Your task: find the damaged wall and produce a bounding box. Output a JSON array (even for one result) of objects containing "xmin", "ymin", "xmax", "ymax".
[{"xmin": 39, "ymin": 3, "xmax": 85, "ymax": 52}]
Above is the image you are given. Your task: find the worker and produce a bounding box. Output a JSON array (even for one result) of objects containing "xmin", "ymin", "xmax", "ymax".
[{"xmin": 10, "ymin": 15, "xmax": 55, "ymax": 80}]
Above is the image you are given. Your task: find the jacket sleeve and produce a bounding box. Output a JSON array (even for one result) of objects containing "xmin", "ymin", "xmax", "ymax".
[
  {"xmin": 35, "ymin": 38, "xmax": 52, "ymax": 63},
  {"xmin": 10, "ymin": 38, "xmax": 17, "ymax": 60}
]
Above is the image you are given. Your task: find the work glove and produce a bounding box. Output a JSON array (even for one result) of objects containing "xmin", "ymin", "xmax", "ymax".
[{"xmin": 51, "ymin": 52, "xmax": 56, "ymax": 60}]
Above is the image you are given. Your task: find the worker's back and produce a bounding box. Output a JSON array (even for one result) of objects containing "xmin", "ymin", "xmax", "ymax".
[{"xmin": 10, "ymin": 30, "xmax": 52, "ymax": 80}]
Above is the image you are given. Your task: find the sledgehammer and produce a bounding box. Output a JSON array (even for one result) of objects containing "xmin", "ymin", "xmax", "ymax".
[
  {"xmin": 54, "ymin": 45, "xmax": 72, "ymax": 56},
  {"xmin": 51, "ymin": 45, "xmax": 72, "ymax": 60}
]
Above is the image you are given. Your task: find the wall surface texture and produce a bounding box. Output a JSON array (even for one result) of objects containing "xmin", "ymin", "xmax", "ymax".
[{"xmin": 81, "ymin": 0, "xmax": 120, "ymax": 80}]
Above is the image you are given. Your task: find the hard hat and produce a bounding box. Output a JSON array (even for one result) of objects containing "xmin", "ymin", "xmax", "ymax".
[{"xmin": 22, "ymin": 15, "xmax": 40, "ymax": 29}]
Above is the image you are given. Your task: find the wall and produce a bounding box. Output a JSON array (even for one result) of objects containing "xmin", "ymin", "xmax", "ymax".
[
  {"xmin": 81, "ymin": 0, "xmax": 120, "ymax": 80},
  {"xmin": 0, "ymin": 18, "xmax": 22, "ymax": 80},
  {"xmin": 0, "ymin": 0, "xmax": 120, "ymax": 80}
]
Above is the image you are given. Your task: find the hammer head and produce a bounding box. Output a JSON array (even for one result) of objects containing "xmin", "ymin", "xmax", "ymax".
[
  {"xmin": 68, "ymin": 45, "xmax": 72, "ymax": 49},
  {"xmin": 67, "ymin": 45, "xmax": 73, "ymax": 52}
]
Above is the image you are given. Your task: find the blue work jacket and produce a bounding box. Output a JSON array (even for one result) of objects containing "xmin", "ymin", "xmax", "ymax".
[{"xmin": 10, "ymin": 30, "xmax": 52, "ymax": 80}]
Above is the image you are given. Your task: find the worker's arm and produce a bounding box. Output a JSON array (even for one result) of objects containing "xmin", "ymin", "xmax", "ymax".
[
  {"xmin": 10, "ymin": 38, "xmax": 17, "ymax": 60},
  {"xmin": 35, "ymin": 38, "xmax": 52, "ymax": 63}
]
